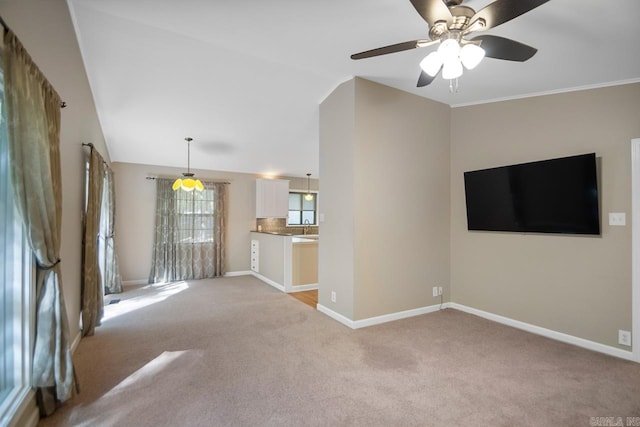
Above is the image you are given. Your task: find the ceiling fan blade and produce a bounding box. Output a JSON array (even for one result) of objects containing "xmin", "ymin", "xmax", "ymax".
[
  {"xmin": 409, "ymin": 0, "xmax": 453, "ymax": 27},
  {"xmin": 351, "ymin": 40, "xmax": 428, "ymax": 60},
  {"xmin": 417, "ymin": 69, "xmax": 439, "ymax": 87},
  {"xmin": 470, "ymin": 0, "xmax": 550, "ymax": 31},
  {"xmin": 470, "ymin": 35, "xmax": 537, "ymax": 61}
]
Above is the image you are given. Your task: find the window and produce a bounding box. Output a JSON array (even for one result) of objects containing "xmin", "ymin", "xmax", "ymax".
[
  {"xmin": 175, "ymin": 187, "xmax": 216, "ymax": 243},
  {"xmin": 0, "ymin": 73, "xmax": 34, "ymax": 424},
  {"xmin": 287, "ymin": 192, "xmax": 317, "ymax": 226}
]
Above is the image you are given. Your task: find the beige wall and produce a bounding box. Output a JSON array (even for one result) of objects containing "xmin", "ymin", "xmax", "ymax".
[
  {"xmin": 319, "ymin": 77, "xmax": 451, "ymax": 320},
  {"xmin": 450, "ymin": 83, "xmax": 640, "ymax": 349},
  {"xmin": 319, "ymin": 79, "xmax": 356, "ymax": 318},
  {"xmin": 0, "ymin": 0, "xmax": 110, "ymax": 340},
  {"xmin": 112, "ymin": 162, "xmax": 317, "ymax": 282},
  {"xmin": 353, "ymin": 78, "xmax": 450, "ymax": 319}
]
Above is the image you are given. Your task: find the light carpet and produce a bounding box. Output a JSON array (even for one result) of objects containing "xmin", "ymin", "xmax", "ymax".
[{"xmin": 38, "ymin": 275, "xmax": 640, "ymax": 426}]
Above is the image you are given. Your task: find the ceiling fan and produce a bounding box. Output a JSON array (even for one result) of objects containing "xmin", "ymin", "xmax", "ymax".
[{"xmin": 351, "ymin": 0, "xmax": 550, "ymax": 87}]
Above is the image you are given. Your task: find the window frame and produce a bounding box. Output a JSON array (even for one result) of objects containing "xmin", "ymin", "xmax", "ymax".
[
  {"xmin": 287, "ymin": 190, "xmax": 319, "ymax": 227},
  {"xmin": 0, "ymin": 88, "xmax": 35, "ymax": 425},
  {"xmin": 174, "ymin": 187, "xmax": 217, "ymax": 244}
]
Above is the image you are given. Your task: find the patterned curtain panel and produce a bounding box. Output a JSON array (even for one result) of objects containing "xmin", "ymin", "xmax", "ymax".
[
  {"xmin": 82, "ymin": 148, "xmax": 105, "ymax": 337},
  {"xmin": 149, "ymin": 179, "xmax": 228, "ymax": 283},
  {"xmin": 3, "ymin": 27, "xmax": 75, "ymax": 415},
  {"xmin": 103, "ymin": 167, "xmax": 123, "ymax": 295}
]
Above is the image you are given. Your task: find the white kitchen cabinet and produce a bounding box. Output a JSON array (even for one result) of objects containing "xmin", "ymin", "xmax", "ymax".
[{"xmin": 256, "ymin": 178, "xmax": 289, "ymax": 218}]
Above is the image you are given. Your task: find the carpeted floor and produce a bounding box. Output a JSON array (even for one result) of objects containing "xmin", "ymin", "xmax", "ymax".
[{"xmin": 38, "ymin": 275, "xmax": 640, "ymax": 426}]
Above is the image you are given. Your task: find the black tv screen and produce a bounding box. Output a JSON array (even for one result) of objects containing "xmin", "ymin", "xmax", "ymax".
[{"xmin": 464, "ymin": 153, "xmax": 600, "ymax": 235}]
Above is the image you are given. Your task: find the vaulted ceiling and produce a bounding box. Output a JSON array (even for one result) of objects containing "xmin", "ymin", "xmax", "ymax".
[{"xmin": 68, "ymin": 0, "xmax": 640, "ymax": 177}]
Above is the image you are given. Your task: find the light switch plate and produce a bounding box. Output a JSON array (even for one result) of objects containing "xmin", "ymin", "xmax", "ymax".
[{"xmin": 609, "ymin": 213, "xmax": 626, "ymax": 226}]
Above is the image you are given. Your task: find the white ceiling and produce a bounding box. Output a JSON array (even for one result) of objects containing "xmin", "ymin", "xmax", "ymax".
[{"xmin": 68, "ymin": 0, "xmax": 640, "ymax": 178}]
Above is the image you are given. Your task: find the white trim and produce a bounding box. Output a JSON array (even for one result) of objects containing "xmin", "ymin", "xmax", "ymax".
[
  {"xmin": 224, "ymin": 271, "xmax": 252, "ymax": 277},
  {"xmin": 4, "ymin": 389, "xmax": 38, "ymax": 427},
  {"xmin": 289, "ymin": 284, "xmax": 318, "ymax": 292},
  {"xmin": 122, "ymin": 279, "xmax": 147, "ymax": 286},
  {"xmin": 317, "ymin": 303, "xmax": 445, "ymax": 329},
  {"xmin": 316, "ymin": 304, "xmax": 356, "ymax": 328},
  {"xmin": 70, "ymin": 331, "xmax": 82, "ymax": 354},
  {"xmin": 451, "ymin": 78, "xmax": 640, "ymax": 108},
  {"xmin": 449, "ymin": 303, "xmax": 636, "ymax": 361},
  {"xmin": 630, "ymin": 138, "xmax": 640, "ymax": 362},
  {"xmin": 251, "ymin": 272, "xmax": 285, "ymax": 292}
]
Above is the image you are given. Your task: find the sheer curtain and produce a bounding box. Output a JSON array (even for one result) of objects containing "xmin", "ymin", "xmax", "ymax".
[
  {"xmin": 3, "ymin": 27, "xmax": 75, "ymax": 415},
  {"xmin": 149, "ymin": 179, "xmax": 228, "ymax": 283}
]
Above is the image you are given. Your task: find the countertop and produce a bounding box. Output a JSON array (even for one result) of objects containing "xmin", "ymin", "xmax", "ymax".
[
  {"xmin": 251, "ymin": 231, "xmax": 293, "ymax": 236},
  {"xmin": 251, "ymin": 231, "xmax": 319, "ymax": 243}
]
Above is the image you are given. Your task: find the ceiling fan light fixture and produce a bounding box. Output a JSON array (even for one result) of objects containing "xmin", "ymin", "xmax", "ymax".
[
  {"xmin": 442, "ymin": 58, "xmax": 463, "ymax": 80},
  {"xmin": 460, "ymin": 43, "xmax": 485, "ymax": 70},
  {"xmin": 438, "ymin": 38, "xmax": 460, "ymax": 61},
  {"xmin": 420, "ymin": 51, "xmax": 443, "ymax": 77}
]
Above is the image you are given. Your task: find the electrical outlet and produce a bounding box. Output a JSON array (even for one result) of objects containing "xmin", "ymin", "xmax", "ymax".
[
  {"xmin": 619, "ymin": 330, "xmax": 631, "ymax": 347},
  {"xmin": 609, "ymin": 213, "xmax": 626, "ymax": 226},
  {"xmin": 432, "ymin": 287, "xmax": 438, "ymax": 297},
  {"xmin": 331, "ymin": 291, "xmax": 336, "ymax": 303},
  {"xmin": 438, "ymin": 287, "xmax": 443, "ymax": 296}
]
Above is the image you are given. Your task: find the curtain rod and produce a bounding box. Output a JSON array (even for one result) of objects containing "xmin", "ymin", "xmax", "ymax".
[
  {"xmin": 0, "ymin": 16, "xmax": 66, "ymax": 109},
  {"xmin": 146, "ymin": 176, "xmax": 230, "ymax": 184},
  {"xmin": 82, "ymin": 142, "xmax": 110, "ymax": 167}
]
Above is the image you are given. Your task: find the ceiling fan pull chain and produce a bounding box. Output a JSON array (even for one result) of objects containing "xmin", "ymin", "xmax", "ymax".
[{"xmin": 449, "ymin": 78, "xmax": 459, "ymax": 94}]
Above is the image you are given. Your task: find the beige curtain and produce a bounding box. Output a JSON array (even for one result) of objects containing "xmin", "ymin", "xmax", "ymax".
[
  {"xmin": 82, "ymin": 148, "xmax": 105, "ymax": 336},
  {"xmin": 149, "ymin": 179, "xmax": 228, "ymax": 283},
  {"xmin": 103, "ymin": 167, "xmax": 123, "ymax": 294},
  {"xmin": 3, "ymin": 28, "xmax": 75, "ymax": 415}
]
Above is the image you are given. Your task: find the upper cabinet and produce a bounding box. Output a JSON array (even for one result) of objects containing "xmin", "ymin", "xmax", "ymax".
[{"xmin": 256, "ymin": 178, "xmax": 289, "ymax": 218}]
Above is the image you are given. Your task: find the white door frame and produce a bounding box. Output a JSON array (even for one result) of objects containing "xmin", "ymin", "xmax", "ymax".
[{"xmin": 630, "ymin": 138, "xmax": 640, "ymax": 362}]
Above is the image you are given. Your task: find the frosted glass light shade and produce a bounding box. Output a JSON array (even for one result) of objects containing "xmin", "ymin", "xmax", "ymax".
[
  {"xmin": 304, "ymin": 193, "xmax": 314, "ymax": 201},
  {"xmin": 438, "ymin": 39, "xmax": 460, "ymax": 61},
  {"xmin": 442, "ymin": 59, "xmax": 463, "ymax": 80},
  {"xmin": 460, "ymin": 44, "xmax": 485, "ymax": 70},
  {"xmin": 419, "ymin": 52, "xmax": 443, "ymax": 77},
  {"xmin": 173, "ymin": 177, "xmax": 204, "ymax": 192}
]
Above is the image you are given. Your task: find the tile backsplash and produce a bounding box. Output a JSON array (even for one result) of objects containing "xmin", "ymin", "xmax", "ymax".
[{"xmin": 256, "ymin": 218, "xmax": 319, "ymax": 235}]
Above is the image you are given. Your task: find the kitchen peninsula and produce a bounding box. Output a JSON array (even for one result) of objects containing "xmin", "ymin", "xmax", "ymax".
[{"xmin": 250, "ymin": 231, "xmax": 318, "ymax": 293}]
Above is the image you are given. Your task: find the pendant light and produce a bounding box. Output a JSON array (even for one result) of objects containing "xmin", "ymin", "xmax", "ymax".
[
  {"xmin": 304, "ymin": 173, "xmax": 314, "ymax": 201},
  {"xmin": 172, "ymin": 137, "xmax": 204, "ymax": 192}
]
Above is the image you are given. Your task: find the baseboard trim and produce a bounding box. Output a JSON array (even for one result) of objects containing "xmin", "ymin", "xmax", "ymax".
[
  {"xmin": 449, "ymin": 303, "xmax": 636, "ymax": 362},
  {"xmin": 70, "ymin": 331, "xmax": 82, "ymax": 354},
  {"xmin": 122, "ymin": 279, "xmax": 147, "ymax": 286},
  {"xmin": 317, "ymin": 303, "xmax": 444, "ymax": 329},
  {"xmin": 289, "ymin": 283, "xmax": 318, "ymax": 292},
  {"xmin": 224, "ymin": 271, "xmax": 252, "ymax": 277},
  {"xmin": 251, "ymin": 272, "xmax": 285, "ymax": 292},
  {"xmin": 316, "ymin": 304, "xmax": 356, "ymax": 328}
]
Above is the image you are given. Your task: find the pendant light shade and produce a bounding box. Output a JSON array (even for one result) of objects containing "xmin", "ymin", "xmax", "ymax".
[
  {"xmin": 304, "ymin": 173, "xmax": 314, "ymax": 201},
  {"xmin": 173, "ymin": 137, "xmax": 204, "ymax": 192}
]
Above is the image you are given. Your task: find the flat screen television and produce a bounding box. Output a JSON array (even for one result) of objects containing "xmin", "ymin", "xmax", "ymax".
[{"xmin": 463, "ymin": 153, "xmax": 600, "ymax": 235}]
